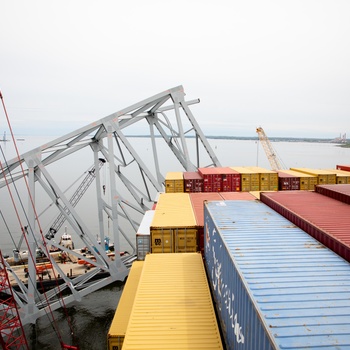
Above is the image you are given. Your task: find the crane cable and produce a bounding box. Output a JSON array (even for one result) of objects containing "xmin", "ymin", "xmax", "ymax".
[{"xmin": 0, "ymin": 91, "xmax": 79, "ymax": 349}]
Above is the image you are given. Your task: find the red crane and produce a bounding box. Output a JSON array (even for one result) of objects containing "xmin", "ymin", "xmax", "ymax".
[{"xmin": 0, "ymin": 250, "xmax": 29, "ymax": 350}]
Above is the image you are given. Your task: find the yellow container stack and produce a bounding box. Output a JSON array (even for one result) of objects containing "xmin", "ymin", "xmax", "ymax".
[
  {"xmin": 280, "ymin": 169, "xmax": 317, "ymax": 190},
  {"xmin": 164, "ymin": 172, "xmax": 184, "ymax": 193},
  {"xmin": 230, "ymin": 166, "xmax": 260, "ymax": 191},
  {"xmin": 246, "ymin": 166, "xmax": 278, "ymax": 191},
  {"xmin": 290, "ymin": 168, "xmax": 337, "ymax": 185},
  {"xmin": 325, "ymin": 168, "xmax": 350, "ymax": 184},
  {"xmin": 150, "ymin": 193, "xmax": 197, "ymax": 253},
  {"xmin": 122, "ymin": 253, "xmax": 223, "ymax": 350},
  {"xmin": 107, "ymin": 261, "xmax": 144, "ymax": 350}
]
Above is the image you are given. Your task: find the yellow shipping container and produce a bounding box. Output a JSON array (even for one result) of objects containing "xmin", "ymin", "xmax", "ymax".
[
  {"xmin": 165, "ymin": 172, "xmax": 184, "ymax": 193},
  {"xmin": 230, "ymin": 166, "xmax": 260, "ymax": 191},
  {"xmin": 246, "ymin": 166, "xmax": 278, "ymax": 191},
  {"xmin": 150, "ymin": 193, "xmax": 198, "ymax": 253},
  {"xmin": 281, "ymin": 169, "xmax": 317, "ymax": 190},
  {"xmin": 325, "ymin": 168, "xmax": 350, "ymax": 184},
  {"xmin": 290, "ymin": 168, "xmax": 337, "ymax": 185},
  {"xmin": 122, "ymin": 253, "xmax": 223, "ymax": 350},
  {"xmin": 107, "ymin": 261, "xmax": 144, "ymax": 350}
]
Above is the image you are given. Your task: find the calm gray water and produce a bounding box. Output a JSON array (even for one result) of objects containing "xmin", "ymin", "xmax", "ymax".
[{"xmin": 1, "ymin": 136, "xmax": 350, "ymax": 349}]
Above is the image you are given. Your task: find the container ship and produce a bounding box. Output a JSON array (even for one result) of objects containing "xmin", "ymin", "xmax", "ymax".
[
  {"xmin": 1, "ymin": 86, "xmax": 350, "ymax": 349},
  {"xmin": 108, "ymin": 166, "xmax": 350, "ymax": 350}
]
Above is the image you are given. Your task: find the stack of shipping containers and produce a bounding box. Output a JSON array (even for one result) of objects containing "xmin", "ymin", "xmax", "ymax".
[
  {"xmin": 183, "ymin": 171, "xmax": 203, "ymax": 192},
  {"xmin": 246, "ymin": 166, "xmax": 278, "ymax": 191},
  {"xmin": 150, "ymin": 193, "xmax": 197, "ymax": 253},
  {"xmin": 325, "ymin": 168, "xmax": 350, "ymax": 184},
  {"xmin": 278, "ymin": 169, "xmax": 317, "ymax": 190},
  {"xmin": 290, "ymin": 167, "xmax": 337, "ymax": 185},
  {"xmin": 198, "ymin": 167, "xmax": 241, "ymax": 192},
  {"xmin": 260, "ymin": 190, "xmax": 350, "ymax": 263},
  {"xmin": 230, "ymin": 166, "xmax": 260, "ymax": 191},
  {"xmin": 277, "ymin": 170, "xmax": 300, "ymax": 190},
  {"xmin": 122, "ymin": 253, "xmax": 223, "ymax": 350},
  {"xmin": 204, "ymin": 199, "xmax": 350, "ymax": 350}
]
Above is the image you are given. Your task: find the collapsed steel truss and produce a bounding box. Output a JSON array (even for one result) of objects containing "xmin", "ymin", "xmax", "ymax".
[{"xmin": 0, "ymin": 86, "xmax": 220, "ymax": 325}]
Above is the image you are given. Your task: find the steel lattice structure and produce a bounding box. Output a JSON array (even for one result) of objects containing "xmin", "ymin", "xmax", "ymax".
[{"xmin": 0, "ymin": 85, "xmax": 220, "ymax": 325}]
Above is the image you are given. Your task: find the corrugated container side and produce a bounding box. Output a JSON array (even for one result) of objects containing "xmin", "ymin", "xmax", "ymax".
[
  {"xmin": 189, "ymin": 193, "xmax": 223, "ymax": 256},
  {"xmin": 219, "ymin": 167, "xmax": 241, "ymax": 192},
  {"xmin": 337, "ymin": 164, "xmax": 350, "ymax": 172},
  {"xmin": 246, "ymin": 166, "xmax": 278, "ymax": 191},
  {"xmin": 325, "ymin": 168, "xmax": 350, "ymax": 184},
  {"xmin": 136, "ymin": 210, "xmax": 155, "ymax": 260},
  {"xmin": 315, "ymin": 184, "xmax": 350, "ymax": 205},
  {"xmin": 150, "ymin": 193, "xmax": 197, "ymax": 253},
  {"xmin": 204, "ymin": 200, "xmax": 350, "ymax": 350},
  {"xmin": 281, "ymin": 169, "xmax": 317, "ymax": 190},
  {"xmin": 150, "ymin": 229, "xmax": 173, "ymax": 253},
  {"xmin": 260, "ymin": 191, "xmax": 350, "ymax": 262},
  {"xmin": 198, "ymin": 168, "xmax": 222, "ymax": 192},
  {"xmin": 165, "ymin": 172, "xmax": 184, "ymax": 193},
  {"xmin": 122, "ymin": 253, "xmax": 223, "ymax": 350},
  {"xmin": 290, "ymin": 167, "xmax": 337, "ymax": 185},
  {"xmin": 183, "ymin": 171, "xmax": 203, "ymax": 192},
  {"xmin": 277, "ymin": 171, "xmax": 300, "ymax": 190},
  {"xmin": 107, "ymin": 261, "xmax": 144, "ymax": 350},
  {"xmin": 231, "ymin": 167, "xmax": 261, "ymax": 191}
]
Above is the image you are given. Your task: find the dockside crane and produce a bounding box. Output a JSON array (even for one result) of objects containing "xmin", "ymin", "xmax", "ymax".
[{"xmin": 256, "ymin": 126, "xmax": 283, "ymax": 170}]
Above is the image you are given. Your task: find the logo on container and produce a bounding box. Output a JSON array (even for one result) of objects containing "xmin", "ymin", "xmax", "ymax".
[{"xmin": 208, "ymin": 223, "xmax": 245, "ymax": 345}]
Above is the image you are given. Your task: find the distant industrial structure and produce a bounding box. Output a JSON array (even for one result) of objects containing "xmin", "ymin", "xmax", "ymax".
[{"xmin": 331, "ymin": 133, "xmax": 347, "ymax": 143}]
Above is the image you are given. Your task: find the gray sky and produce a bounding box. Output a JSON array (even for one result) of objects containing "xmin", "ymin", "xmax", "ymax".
[{"xmin": 1, "ymin": 0, "xmax": 349, "ymax": 138}]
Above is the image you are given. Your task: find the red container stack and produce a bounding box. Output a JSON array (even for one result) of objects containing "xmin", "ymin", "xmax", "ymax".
[
  {"xmin": 189, "ymin": 193, "xmax": 223, "ymax": 255},
  {"xmin": 198, "ymin": 167, "xmax": 241, "ymax": 192},
  {"xmin": 198, "ymin": 168, "xmax": 222, "ymax": 192},
  {"xmin": 260, "ymin": 190, "xmax": 350, "ymax": 263},
  {"xmin": 183, "ymin": 172, "xmax": 203, "ymax": 192}
]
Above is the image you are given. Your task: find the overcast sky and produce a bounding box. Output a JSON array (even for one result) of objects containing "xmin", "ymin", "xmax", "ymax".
[{"xmin": 1, "ymin": 0, "xmax": 349, "ymax": 138}]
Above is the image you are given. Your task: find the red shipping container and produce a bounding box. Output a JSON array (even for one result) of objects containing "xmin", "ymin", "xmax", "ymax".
[
  {"xmin": 260, "ymin": 191, "xmax": 350, "ymax": 263},
  {"xmin": 221, "ymin": 167, "xmax": 241, "ymax": 192},
  {"xmin": 337, "ymin": 164, "xmax": 350, "ymax": 172},
  {"xmin": 198, "ymin": 167, "xmax": 241, "ymax": 192},
  {"xmin": 189, "ymin": 193, "xmax": 222, "ymax": 255},
  {"xmin": 316, "ymin": 184, "xmax": 350, "ymax": 205},
  {"xmin": 198, "ymin": 168, "xmax": 222, "ymax": 192},
  {"xmin": 277, "ymin": 171, "xmax": 300, "ymax": 190},
  {"xmin": 183, "ymin": 172, "xmax": 203, "ymax": 192},
  {"xmin": 219, "ymin": 192, "xmax": 256, "ymax": 200}
]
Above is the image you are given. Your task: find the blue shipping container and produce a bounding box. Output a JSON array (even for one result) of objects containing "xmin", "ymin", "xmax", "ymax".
[{"xmin": 204, "ymin": 200, "xmax": 350, "ymax": 350}]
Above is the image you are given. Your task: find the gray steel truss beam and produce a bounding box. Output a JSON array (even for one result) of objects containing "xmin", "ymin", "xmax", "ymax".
[{"xmin": 0, "ymin": 86, "xmax": 220, "ymax": 326}]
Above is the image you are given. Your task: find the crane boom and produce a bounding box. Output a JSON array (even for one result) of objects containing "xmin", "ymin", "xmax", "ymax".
[
  {"xmin": 46, "ymin": 158, "xmax": 106, "ymax": 239},
  {"xmin": 256, "ymin": 127, "xmax": 282, "ymax": 170}
]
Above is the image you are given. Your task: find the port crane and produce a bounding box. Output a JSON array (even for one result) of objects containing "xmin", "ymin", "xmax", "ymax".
[{"xmin": 256, "ymin": 126, "xmax": 283, "ymax": 170}]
